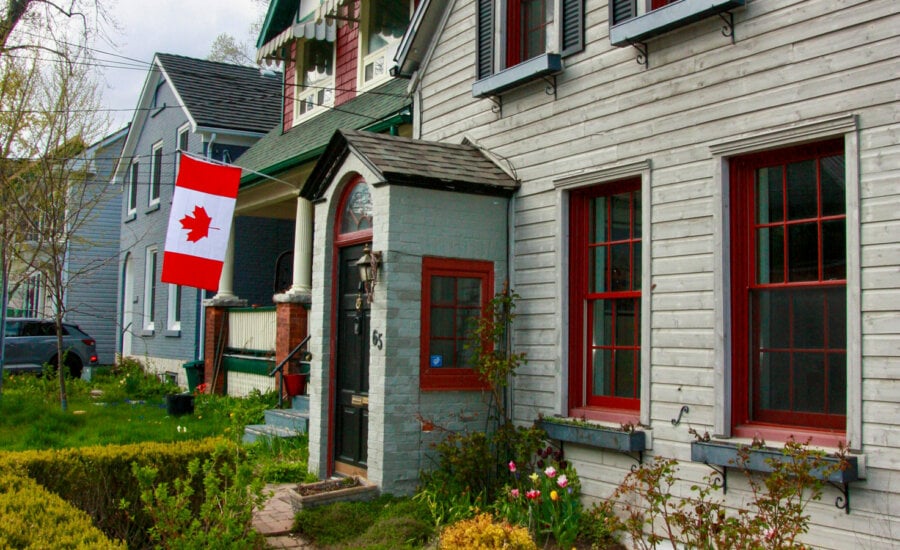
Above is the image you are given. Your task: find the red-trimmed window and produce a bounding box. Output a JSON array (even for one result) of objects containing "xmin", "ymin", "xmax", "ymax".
[
  {"xmin": 420, "ymin": 257, "xmax": 493, "ymax": 391},
  {"xmin": 569, "ymin": 180, "xmax": 642, "ymax": 413},
  {"xmin": 506, "ymin": 0, "xmax": 551, "ymax": 67},
  {"xmin": 730, "ymin": 139, "xmax": 846, "ymax": 433},
  {"xmin": 650, "ymin": 0, "xmax": 678, "ymax": 9}
]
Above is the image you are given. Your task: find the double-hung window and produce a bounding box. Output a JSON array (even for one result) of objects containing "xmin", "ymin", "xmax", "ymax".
[
  {"xmin": 144, "ymin": 247, "xmax": 158, "ymax": 332},
  {"xmin": 474, "ymin": 0, "xmax": 583, "ymax": 97},
  {"xmin": 730, "ymin": 139, "xmax": 846, "ymax": 433},
  {"xmin": 294, "ymin": 39, "xmax": 335, "ymax": 121},
  {"xmin": 128, "ymin": 161, "xmax": 139, "ymax": 216},
  {"xmin": 167, "ymin": 284, "xmax": 181, "ymax": 333},
  {"xmin": 360, "ymin": 0, "xmax": 411, "ymax": 89},
  {"xmin": 176, "ymin": 125, "xmax": 189, "ymax": 174},
  {"xmin": 569, "ymin": 180, "xmax": 642, "ymax": 414},
  {"xmin": 149, "ymin": 142, "xmax": 162, "ymax": 206},
  {"xmin": 420, "ymin": 257, "xmax": 493, "ymax": 391}
]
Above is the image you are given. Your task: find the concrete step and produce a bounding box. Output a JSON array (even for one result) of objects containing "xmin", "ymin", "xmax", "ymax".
[
  {"xmin": 264, "ymin": 408, "xmax": 309, "ymax": 432},
  {"xmin": 242, "ymin": 424, "xmax": 303, "ymax": 444},
  {"xmin": 291, "ymin": 395, "xmax": 310, "ymax": 413}
]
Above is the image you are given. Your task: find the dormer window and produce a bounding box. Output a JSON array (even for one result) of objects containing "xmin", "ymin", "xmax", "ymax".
[
  {"xmin": 360, "ymin": 0, "xmax": 411, "ymax": 89},
  {"xmin": 294, "ymin": 39, "xmax": 335, "ymax": 122}
]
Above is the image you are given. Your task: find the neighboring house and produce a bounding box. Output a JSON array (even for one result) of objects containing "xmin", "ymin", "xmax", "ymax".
[
  {"xmin": 6, "ymin": 127, "xmax": 128, "ymax": 366},
  {"xmin": 112, "ymin": 54, "xmax": 289, "ymax": 385},
  {"xmin": 257, "ymin": 0, "xmax": 896, "ymax": 547},
  {"xmin": 199, "ymin": 2, "xmax": 416, "ymax": 416}
]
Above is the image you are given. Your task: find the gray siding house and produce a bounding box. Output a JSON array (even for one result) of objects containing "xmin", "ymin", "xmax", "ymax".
[{"xmin": 112, "ymin": 54, "xmax": 292, "ymax": 383}]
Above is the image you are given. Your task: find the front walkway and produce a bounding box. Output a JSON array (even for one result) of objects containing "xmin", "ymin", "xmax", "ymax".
[{"xmin": 254, "ymin": 483, "xmax": 313, "ymax": 549}]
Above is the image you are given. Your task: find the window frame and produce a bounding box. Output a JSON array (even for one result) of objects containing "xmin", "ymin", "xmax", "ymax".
[
  {"xmin": 420, "ymin": 256, "xmax": 493, "ymax": 391},
  {"xmin": 293, "ymin": 39, "xmax": 336, "ymax": 124},
  {"xmin": 176, "ymin": 124, "xmax": 189, "ymax": 175},
  {"xmin": 568, "ymin": 178, "xmax": 643, "ymax": 414},
  {"xmin": 167, "ymin": 284, "xmax": 182, "ymax": 332},
  {"xmin": 144, "ymin": 247, "xmax": 158, "ymax": 332},
  {"xmin": 149, "ymin": 141, "xmax": 163, "ymax": 207},
  {"xmin": 729, "ymin": 139, "xmax": 848, "ymax": 435},
  {"xmin": 358, "ymin": 0, "xmax": 412, "ymax": 91},
  {"xmin": 128, "ymin": 161, "xmax": 139, "ymax": 216}
]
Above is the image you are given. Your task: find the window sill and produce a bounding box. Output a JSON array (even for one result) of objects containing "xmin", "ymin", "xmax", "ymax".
[
  {"xmin": 164, "ymin": 329, "xmax": 181, "ymax": 338},
  {"xmin": 539, "ymin": 417, "xmax": 647, "ymax": 453},
  {"xmin": 609, "ymin": 0, "xmax": 745, "ymax": 47},
  {"xmin": 145, "ymin": 202, "xmax": 160, "ymax": 214},
  {"xmin": 124, "ymin": 212, "xmax": 137, "ymax": 223},
  {"xmin": 472, "ymin": 53, "xmax": 563, "ymax": 98},
  {"xmin": 141, "ymin": 329, "xmax": 155, "ymax": 337}
]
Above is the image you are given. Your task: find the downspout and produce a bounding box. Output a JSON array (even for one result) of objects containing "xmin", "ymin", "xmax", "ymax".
[{"xmin": 505, "ymin": 193, "xmax": 516, "ymax": 421}]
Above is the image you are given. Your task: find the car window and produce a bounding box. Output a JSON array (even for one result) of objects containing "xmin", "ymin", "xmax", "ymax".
[
  {"xmin": 21, "ymin": 322, "xmax": 43, "ymax": 336},
  {"xmin": 4, "ymin": 321, "xmax": 21, "ymax": 337}
]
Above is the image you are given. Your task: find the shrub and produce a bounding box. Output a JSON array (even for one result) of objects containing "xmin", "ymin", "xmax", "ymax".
[
  {"xmin": 439, "ymin": 513, "xmax": 536, "ymax": 550},
  {"xmin": 133, "ymin": 442, "xmax": 266, "ymax": 549},
  {"xmin": 0, "ymin": 471, "xmax": 124, "ymax": 549},
  {"xmin": 0, "ymin": 437, "xmax": 228, "ymax": 548}
]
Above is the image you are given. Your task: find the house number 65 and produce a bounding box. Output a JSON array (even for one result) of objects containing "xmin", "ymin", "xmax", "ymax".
[{"xmin": 371, "ymin": 330, "xmax": 384, "ymax": 350}]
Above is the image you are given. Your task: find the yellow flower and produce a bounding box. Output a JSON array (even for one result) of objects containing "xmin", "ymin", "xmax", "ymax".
[
  {"xmin": 529, "ymin": 472, "xmax": 539, "ymax": 483},
  {"xmin": 550, "ymin": 490, "xmax": 559, "ymax": 501}
]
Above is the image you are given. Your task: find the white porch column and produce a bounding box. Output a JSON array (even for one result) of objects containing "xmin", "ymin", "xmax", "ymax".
[
  {"xmin": 205, "ymin": 219, "xmax": 246, "ymax": 307},
  {"xmin": 276, "ymin": 194, "xmax": 313, "ymax": 301}
]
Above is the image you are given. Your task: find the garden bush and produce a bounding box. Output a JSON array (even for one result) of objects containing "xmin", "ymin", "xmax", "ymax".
[
  {"xmin": 439, "ymin": 513, "xmax": 536, "ymax": 550},
  {"xmin": 0, "ymin": 437, "xmax": 231, "ymax": 548},
  {"xmin": 0, "ymin": 470, "xmax": 124, "ymax": 549}
]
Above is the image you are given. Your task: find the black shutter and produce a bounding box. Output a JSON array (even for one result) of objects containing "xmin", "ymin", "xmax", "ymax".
[
  {"xmin": 476, "ymin": 0, "xmax": 494, "ymax": 80},
  {"xmin": 610, "ymin": 0, "xmax": 636, "ymax": 26},
  {"xmin": 561, "ymin": 0, "xmax": 584, "ymax": 56}
]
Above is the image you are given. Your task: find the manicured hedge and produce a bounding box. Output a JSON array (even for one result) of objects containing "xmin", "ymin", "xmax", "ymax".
[
  {"xmin": 0, "ymin": 437, "xmax": 237, "ymax": 549},
  {"xmin": 0, "ymin": 470, "xmax": 125, "ymax": 548}
]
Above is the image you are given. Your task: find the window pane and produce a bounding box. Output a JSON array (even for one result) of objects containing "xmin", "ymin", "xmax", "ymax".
[
  {"xmin": 755, "ymin": 289, "xmax": 790, "ymax": 350},
  {"xmin": 591, "ymin": 348, "xmax": 612, "ymax": 397},
  {"xmin": 457, "ymin": 338, "xmax": 475, "ymax": 369},
  {"xmin": 457, "ymin": 308, "xmax": 479, "ymax": 338},
  {"xmin": 792, "ymin": 289, "xmax": 824, "ymax": 349},
  {"xmin": 614, "ymin": 350, "xmax": 636, "ymax": 398},
  {"xmin": 591, "ymin": 196, "xmax": 607, "ymax": 243},
  {"xmin": 822, "ymin": 219, "xmax": 846, "ymax": 280},
  {"xmin": 610, "ymin": 243, "xmax": 631, "ymax": 291},
  {"xmin": 431, "ymin": 308, "xmax": 454, "ymax": 338},
  {"xmin": 757, "ymin": 351, "xmax": 790, "ymax": 411},
  {"xmin": 633, "ymin": 190, "xmax": 642, "ymax": 238},
  {"xmin": 632, "ymin": 242, "xmax": 642, "ymax": 289},
  {"xmin": 827, "ymin": 287, "xmax": 846, "ymax": 348},
  {"xmin": 828, "ymin": 353, "xmax": 846, "ymax": 415},
  {"xmin": 787, "ymin": 222, "xmax": 818, "ymax": 281},
  {"xmin": 457, "ymin": 278, "xmax": 482, "ymax": 306},
  {"xmin": 756, "ymin": 227, "xmax": 784, "ymax": 284},
  {"xmin": 820, "ymin": 155, "xmax": 845, "ymax": 217},
  {"xmin": 431, "ymin": 276, "xmax": 455, "ymax": 304},
  {"xmin": 339, "ymin": 183, "xmax": 373, "ymax": 234},
  {"xmin": 592, "ymin": 300, "xmax": 613, "ymax": 348},
  {"xmin": 430, "ymin": 339, "xmax": 454, "ymax": 368},
  {"xmin": 786, "ymin": 160, "xmax": 817, "ymax": 220},
  {"xmin": 756, "ymin": 166, "xmax": 783, "ymax": 223},
  {"xmin": 615, "ymin": 299, "xmax": 636, "ymax": 346},
  {"xmin": 610, "ymin": 193, "xmax": 631, "ymax": 241},
  {"xmin": 590, "ymin": 245, "xmax": 606, "ymax": 293},
  {"xmin": 793, "ymin": 353, "xmax": 825, "ymax": 413}
]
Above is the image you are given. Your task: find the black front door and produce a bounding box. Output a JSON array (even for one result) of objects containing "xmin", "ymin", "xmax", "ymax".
[{"xmin": 334, "ymin": 243, "xmax": 370, "ymax": 469}]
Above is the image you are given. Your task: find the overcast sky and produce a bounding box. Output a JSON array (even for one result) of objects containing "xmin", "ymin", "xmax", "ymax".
[{"xmin": 99, "ymin": 0, "xmax": 263, "ymax": 131}]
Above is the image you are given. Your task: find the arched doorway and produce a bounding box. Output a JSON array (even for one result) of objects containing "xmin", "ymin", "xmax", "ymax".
[{"xmin": 331, "ymin": 178, "xmax": 373, "ymax": 476}]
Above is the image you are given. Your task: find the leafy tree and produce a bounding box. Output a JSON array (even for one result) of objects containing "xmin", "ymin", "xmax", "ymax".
[{"xmin": 207, "ymin": 0, "xmax": 268, "ymax": 66}]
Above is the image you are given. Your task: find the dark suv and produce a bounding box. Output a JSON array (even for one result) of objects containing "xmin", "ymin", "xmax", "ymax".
[{"xmin": 2, "ymin": 318, "xmax": 98, "ymax": 378}]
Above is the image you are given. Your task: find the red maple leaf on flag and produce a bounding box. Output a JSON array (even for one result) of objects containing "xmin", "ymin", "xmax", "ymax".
[{"xmin": 180, "ymin": 205, "xmax": 217, "ymax": 242}]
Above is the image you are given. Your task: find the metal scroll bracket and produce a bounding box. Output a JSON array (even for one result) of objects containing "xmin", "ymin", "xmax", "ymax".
[
  {"xmin": 628, "ymin": 40, "xmax": 649, "ymax": 69},
  {"xmin": 542, "ymin": 74, "xmax": 557, "ymax": 99},
  {"xmin": 719, "ymin": 11, "xmax": 736, "ymax": 44}
]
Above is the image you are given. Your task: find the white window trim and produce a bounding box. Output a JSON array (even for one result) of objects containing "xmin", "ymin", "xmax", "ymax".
[
  {"xmin": 167, "ymin": 284, "xmax": 181, "ymax": 332},
  {"xmin": 292, "ymin": 41, "xmax": 336, "ymax": 125},
  {"xmin": 128, "ymin": 161, "xmax": 139, "ymax": 216},
  {"xmin": 176, "ymin": 124, "xmax": 190, "ymax": 175},
  {"xmin": 144, "ymin": 247, "xmax": 158, "ymax": 331},
  {"xmin": 554, "ymin": 160, "xmax": 653, "ymax": 427},
  {"xmin": 709, "ymin": 114, "xmax": 861, "ymax": 449},
  {"xmin": 149, "ymin": 141, "xmax": 163, "ymax": 207},
  {"xmin": 357, "ymin": 0, "xmax": 412, "ymax": 92}
]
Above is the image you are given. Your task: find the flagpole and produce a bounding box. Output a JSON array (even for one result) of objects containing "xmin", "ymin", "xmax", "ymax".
[{"xmin": 182, "ymin": 152, "xmax": 297, "ymax": 190}]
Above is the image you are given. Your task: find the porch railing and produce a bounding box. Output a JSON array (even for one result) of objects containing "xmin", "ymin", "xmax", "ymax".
[
  {"xmin": 269, "ymin": 335, "xmax": 311, "ymax": 408},
  {"xmin": 227, "ymin": 307, "xmax": 276, "ymax": 351}
]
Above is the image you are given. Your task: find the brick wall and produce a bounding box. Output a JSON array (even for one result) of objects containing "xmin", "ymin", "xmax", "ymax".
[
  {"xmin": 334, "ymin": 12, "xmax": 359, "ymax": 106},
  {"xmin": 282, "ymin": 42, "xmax": 296, "ymax": 132}
]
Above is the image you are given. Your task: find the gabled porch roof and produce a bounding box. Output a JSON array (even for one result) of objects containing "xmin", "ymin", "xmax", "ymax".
[
  {"xmin": 301, "ymin": 129, "xmax": 520, "ymax": 201},
  {"xmin": 236, "ymin": 78, "xmax": 411, "ymax": 188}
]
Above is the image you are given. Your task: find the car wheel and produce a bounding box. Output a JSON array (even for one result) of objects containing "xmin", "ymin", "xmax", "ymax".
[{"xmin": 64, "ymin": 355, "xmax": 83, "ymax": 379}]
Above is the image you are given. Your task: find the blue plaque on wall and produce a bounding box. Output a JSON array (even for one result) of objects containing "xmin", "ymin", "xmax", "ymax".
[{"xmin": 430, "ymin": 355, "xmax": 443, "ymax": 368}]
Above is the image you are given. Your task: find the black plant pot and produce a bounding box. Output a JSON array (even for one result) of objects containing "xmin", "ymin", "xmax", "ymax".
[{"xmin": 166, "ymin": 393, "xmax": 195, "ymax": 416}]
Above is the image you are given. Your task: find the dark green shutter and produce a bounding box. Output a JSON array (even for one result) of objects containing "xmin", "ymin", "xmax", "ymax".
[
  {"xmin": 476, "ymin": 0, "xmax": 494, "ymax": 80},
  {"xmin": 610, "ymin": 0, "xmax": 636, "ymax": 26},
  {"xmin": 561, "ymin": 0, "xmax": 584, "ymax": 56}
]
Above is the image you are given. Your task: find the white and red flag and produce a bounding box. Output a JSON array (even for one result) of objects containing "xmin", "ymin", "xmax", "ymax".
[{"xmin": 161, "ymin": 155, "xmax": 241, "ymax": 291}]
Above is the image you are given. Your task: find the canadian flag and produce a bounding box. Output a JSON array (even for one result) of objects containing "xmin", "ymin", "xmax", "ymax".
[{"xmin": 161, "ymin": 155, "xmax": 241, "ymax": 291}]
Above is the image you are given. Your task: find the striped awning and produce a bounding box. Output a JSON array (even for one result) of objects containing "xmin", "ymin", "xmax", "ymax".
[{"xmin": 257, "ymin": 0, "xmax": 357, "ymax": 64}]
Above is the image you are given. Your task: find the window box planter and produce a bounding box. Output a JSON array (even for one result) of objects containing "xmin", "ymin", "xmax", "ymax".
[
  {"xmin": 288, "ymin": 476, "xmax": 378, "ymax": 512},
  {"xmin": 538, "ymin": 419, "xmax": 646, "ymax": 454},
  {"xmin": 690, "ymin": 440, "xmax": 859, "ymax": 484}
]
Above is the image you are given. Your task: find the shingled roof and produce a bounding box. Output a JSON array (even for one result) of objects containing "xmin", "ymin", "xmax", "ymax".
[
  {"xmin": 302, "ymin": 128, "xmax": 519, "ymax": 201},
  {"xmin": 236, "ymin": 78, "xmax": 411, "ymax": 185},
  {"xmin": 155, "ymin": 53, "xmax": 282, "ymax": 134}
]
